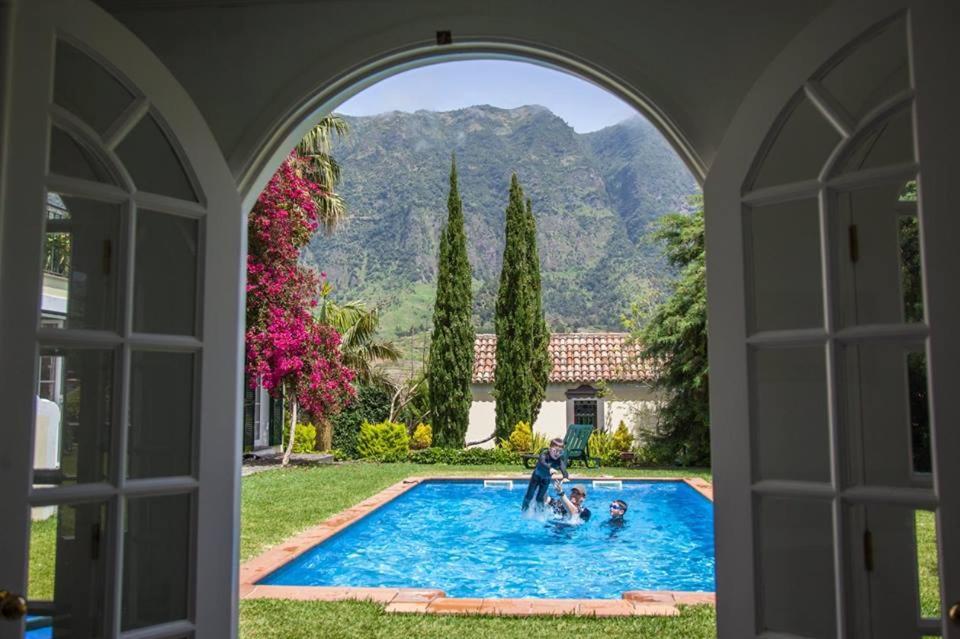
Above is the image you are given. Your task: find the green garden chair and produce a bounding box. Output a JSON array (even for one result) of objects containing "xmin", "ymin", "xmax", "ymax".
[{"xmin": 522, "ymin": 423, "xmax": 601, "ymax": 469}]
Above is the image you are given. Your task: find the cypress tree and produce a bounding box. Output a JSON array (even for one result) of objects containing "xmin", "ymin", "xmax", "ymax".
[
  {"xmin": 428, "ymin": 156, "xmax": 475, "ymax": 447},
  {"xmin": 494, "ymin": 174, "xmax": 535, "ymax": 440},
  {"xmin": 525, "ymin": 198, "xmax": 551, "ymax": 423}
]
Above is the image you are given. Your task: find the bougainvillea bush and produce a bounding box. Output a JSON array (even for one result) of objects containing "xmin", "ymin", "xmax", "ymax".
[{"xmin": 246, "ymin": 152, "xmax": 354, "ymax": 462}]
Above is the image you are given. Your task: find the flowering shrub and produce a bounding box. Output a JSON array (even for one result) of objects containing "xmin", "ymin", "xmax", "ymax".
[
  {"xmin": 410, "ymin": 423, "xmax": 432, "ymax": 450},
  {"xmin": 246, "ymin": 153, "xmax": 354, "ymax": 431}
]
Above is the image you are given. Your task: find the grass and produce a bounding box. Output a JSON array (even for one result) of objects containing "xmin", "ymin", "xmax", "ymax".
[
  {"xmin": 916, "ymin": 510, "xmax": 940, "ymax": 618},
  {"xmin": 28, "ymin": 516, "xmax": 57, "ymax": 600},
  {"xmin": 239, "ymin": 600, "xmax": 717, "ymax": 639}
]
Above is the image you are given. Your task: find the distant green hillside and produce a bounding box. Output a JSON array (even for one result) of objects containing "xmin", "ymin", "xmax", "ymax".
[{"xmin": 302, "ymin": 105, "xmax": 698, "ymax": 358}]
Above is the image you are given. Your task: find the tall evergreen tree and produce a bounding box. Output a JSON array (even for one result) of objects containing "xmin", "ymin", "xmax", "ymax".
[
  {"xmin": 525, "ymin": 198, "xmax": 551, "ymax": 423},
  {"xmin": 637, "ymin": 195, "xmax": 709, "ymax": 466},
  {"xmin": 494, "ymin": 174, "xmax": 535, "ymax": 440},
  {"xmin": 428, "ymin": 157, "xmax": 475, "ymax": 447}
]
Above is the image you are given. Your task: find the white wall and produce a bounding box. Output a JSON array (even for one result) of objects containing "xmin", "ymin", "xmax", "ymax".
[{"xmin": 468, "ymin": 382, "xmax": 659, "ymax": 448}]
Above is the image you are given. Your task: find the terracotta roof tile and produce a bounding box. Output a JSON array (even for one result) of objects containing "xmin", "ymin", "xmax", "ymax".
[{"xmin": 472, "ymin": 333, "xmax": 653, "ymax": 384}]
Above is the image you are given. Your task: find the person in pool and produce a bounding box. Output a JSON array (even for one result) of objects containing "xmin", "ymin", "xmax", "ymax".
[
  {"xmin": 607, "ymin": 499, "xmax": 628, "ymax": 526},
  {"xmin": 521, "ymin": 437, "xmax": 569, "ymax": 512},
  {"xmin": 546, "ymin": 481, "xmax": 591, "ymax": 522}
]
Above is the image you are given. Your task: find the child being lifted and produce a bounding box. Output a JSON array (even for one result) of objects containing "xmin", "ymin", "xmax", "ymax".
[{"xmin": 521, "ymin": 437, "xmax": 569, "ymax": 512}]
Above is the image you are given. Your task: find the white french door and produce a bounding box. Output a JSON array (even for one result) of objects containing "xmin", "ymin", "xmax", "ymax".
[
  {"xmin": 0, "ymin": 2, "xmax": 244, "ymax": 638},
  {"xmin": 706, "ymin": 2, "xmax": 959, "ymax": 638}
]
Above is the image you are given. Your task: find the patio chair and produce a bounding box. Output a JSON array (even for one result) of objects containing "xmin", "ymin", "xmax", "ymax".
[{"xmin": 522, "ymin": 423, "xmax": 601, "ymax": 469}]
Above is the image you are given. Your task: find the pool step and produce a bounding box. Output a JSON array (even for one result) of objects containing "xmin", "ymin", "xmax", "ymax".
[
  {"xmin": 483, "ymin": 480, "xmax": 514, "ymax": 489},
  {"xmin": 592, "ymin": 480, "xmax": 623, "ymax": 490}
]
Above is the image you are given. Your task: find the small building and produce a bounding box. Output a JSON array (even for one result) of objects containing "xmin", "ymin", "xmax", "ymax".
[{"xmin": 468, "ymin": 332, "xmax": 659, "ymax": 447}]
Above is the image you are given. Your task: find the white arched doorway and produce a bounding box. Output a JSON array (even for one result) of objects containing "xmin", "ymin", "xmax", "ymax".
[
  {"xmin": 0, "ymin": 1, "xmax": 243, "ymax": 638},
  {"xmin": 706, "ymin": 1, "xmax": 959, "ymax": 637}
]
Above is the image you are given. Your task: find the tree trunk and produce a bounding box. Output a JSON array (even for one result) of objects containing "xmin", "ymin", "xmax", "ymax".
[
  {"xmin": 316, "ymin": 418, "xmax": 332, "ymax": 451},
  {"xmin": 281, "ymin": 398, "xmax": 298, "ymax": 466}
]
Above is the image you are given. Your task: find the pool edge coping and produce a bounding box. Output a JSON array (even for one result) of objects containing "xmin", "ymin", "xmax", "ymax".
[{"xmin": 239, "ymin": 474, "xmax": 715, "ymax": 617}]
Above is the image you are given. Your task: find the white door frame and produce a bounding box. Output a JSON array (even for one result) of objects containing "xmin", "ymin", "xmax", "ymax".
[
  {"xmin": 0, "ymin": 1, "xmax": 244, "ymax": 637},
  {"xmin": 705, "ymin": 1, "xmax": 959, "ymax": 637}
]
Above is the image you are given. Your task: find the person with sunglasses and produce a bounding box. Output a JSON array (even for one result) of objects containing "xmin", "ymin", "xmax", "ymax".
[{"xmin": 608, "ymin": 499, "xmax": 628, "ymax": 525}]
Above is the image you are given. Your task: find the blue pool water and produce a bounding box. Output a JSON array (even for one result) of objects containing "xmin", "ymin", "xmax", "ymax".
[{"xmin": 259, "ymin": 480, "xmax": 715, "ymax": 598}]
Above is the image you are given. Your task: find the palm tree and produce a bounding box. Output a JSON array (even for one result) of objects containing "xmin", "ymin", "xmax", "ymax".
[
  {"xmin": 296, "ymin": 115, "xmax": 349, "ymax": 232},
  {"xmin": 316, "ymin": 293, "xmax": 401, "ymax": 387}
]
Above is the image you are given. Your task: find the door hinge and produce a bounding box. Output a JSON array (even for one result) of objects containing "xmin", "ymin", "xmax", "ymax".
[
  {"xmin": 863, "ymin": 528, "xmax": 874, "ymax": 572},
  {"xmin": 849, "ymin": 225, "xmax": 859, "ymax": 263}
]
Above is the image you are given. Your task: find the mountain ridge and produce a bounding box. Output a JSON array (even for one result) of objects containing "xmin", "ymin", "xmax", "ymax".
[{"xmin": 302, "ymin": 104, "xmax": 699, "ymax": 357}]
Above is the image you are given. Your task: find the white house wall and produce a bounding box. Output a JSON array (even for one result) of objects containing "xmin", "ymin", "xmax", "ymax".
[{"xmin": 468, "ymin": 383, "xmax": 658, "ymax": 448}]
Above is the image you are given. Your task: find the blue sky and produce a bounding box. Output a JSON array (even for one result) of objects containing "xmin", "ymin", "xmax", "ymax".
[{"xmin": 336, "ymin": 60, "xmax": 638, "ymax": 133}]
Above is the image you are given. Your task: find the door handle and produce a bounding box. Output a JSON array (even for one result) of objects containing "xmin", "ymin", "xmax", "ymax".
[
  {"xmin": 0, "ymin": 590, "xmax": 27, "ymax": 620},
  {"xmin": 950, "ymin": 601, "xmax": 960, "ymax": 624}
]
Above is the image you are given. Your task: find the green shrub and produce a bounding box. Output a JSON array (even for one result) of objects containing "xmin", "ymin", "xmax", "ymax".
[
  {"xmin": 501, "ymin": 421, "xmax": 549, "ymax": 452},
  {"xmin": 612, "ymin": 420, "xmax": 634, "ymax": 452},
  {"xmin": 530, "ymin": 429, "xmax": 550, "ymax": 452},
  {"xmin": 292, "ymin": 423, "xmax": 317, "ymax": 453},
  {"xmin": 331, "ymin": 384, "xmax": 392, "ymax": 458},
  {"xmin": 588, "ymin": 429, "xmax": 616, "ymax": 460},
  {"xmin": 356, "ymin": 420, "xmax": 410, "ymax": 462},
  {"xmin": 407, "ymin": 447, "xmax": 521, "ymax": 465},
  {"xmin": 507, "ymin": 421, "xmax": 533, "ymax": 451},
  {"xmin": 410, "ymin": 423, "xmax": 432, "ymax": 450}
]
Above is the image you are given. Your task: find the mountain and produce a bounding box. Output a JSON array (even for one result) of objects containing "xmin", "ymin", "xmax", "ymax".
[{"xmin": 302, "ymin": 105, "xmax": 698, "ymax": 360}]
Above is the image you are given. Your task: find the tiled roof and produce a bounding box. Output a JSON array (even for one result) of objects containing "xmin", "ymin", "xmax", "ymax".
[{"xmin": 472, "ymin": 333, "xmax": 653, "ymax": 384}]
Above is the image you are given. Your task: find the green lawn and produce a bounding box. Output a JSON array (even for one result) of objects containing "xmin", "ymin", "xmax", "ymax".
[
  {"xmin": 239, "ymin": 599, "xmax": 717, "ymax": 639},
  {"xmin": 24, "ymin": 462, "xmax": 945, "ymax": 638}
]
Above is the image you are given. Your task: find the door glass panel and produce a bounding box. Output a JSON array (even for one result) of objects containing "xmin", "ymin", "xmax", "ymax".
[
  {"xmin": 129, "ymin": 351, "xmax": 196, "ymax": 478},
  {"xmin": 915, "ymin": 510, "xmax": 941, "ymax": 619},
  {"xmin": 49, "ymin": 127, "xmax": 117, "ymax": 184},
  {"xmin": 116, "ymin": 113, "xmax": 197, "ymax": 202},
  {"xmin": 897, "ymin": 186, "xmax": 924, "ymax": 324},
  {"xmin": 853, "ymin": 504, "xmax": 928, "ymax": 638},
  {"xmin": 133, "ymin": 210, "xmax": 199, "ymax": 335},
  {"xmin": 834, "ymin": 182, "xmax": 914, "ymax": 327},
  {"xmin": 752, "ymin": 346, "xmax": 831, "ymax": 482},
  {"xmin": 840, "ymin": 342, "xmax": 930, "ymax": 488},
  {"xmin": 34, "ymin": 348, "xmax": 114, "ymax": 486},
  {"xmin": 757, "ymin": 496, "xmax": 837, "ymax": 638},
  {"xmin": 906, "ymin": 351, "xmax": 931, "ymax": 475},
  {"xmin": 54, "ymin": 41, "xmax": 134, "ymax": 136},
  {"xmin": 122, "ymin": 494, "xmax": 192, "ymax": 631},
  {"xmin": 835, "ymin": 107, "xmax": 914, "ymax": 175},
  {"xmin": 44, "ymin": 194, "xmax": 122, "ymax": 331},
  {"xmin": 750, "ymin": 92, "xmax": 841, "ymax": 190},
  {"xmin": 28, "ymin": 502, "xmax": 109, "ymax": 639},
  {"xmin": 820, "ymin": 16, "xmax": 909, "ymax": 124},
  {"xmin": 746, "ymin": 199, "xmax": 823, "ymax": 332}
]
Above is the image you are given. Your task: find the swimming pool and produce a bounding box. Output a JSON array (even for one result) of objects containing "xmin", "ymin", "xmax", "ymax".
[{"xmin": 258, "ymin": 479, "xmax": 715, "ymax": 599}]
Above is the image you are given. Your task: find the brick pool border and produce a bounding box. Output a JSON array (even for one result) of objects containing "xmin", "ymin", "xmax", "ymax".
[{"xmin": 239, "ymin": 474, "xmax": 716, "ymax": 617}]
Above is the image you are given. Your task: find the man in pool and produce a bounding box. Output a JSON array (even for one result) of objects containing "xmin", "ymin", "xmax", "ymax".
[
  {"xmin": 546, "ymin": 482, "xmax": 591, "ymax": 522},
  {"xmin": 521, "ymin": 437, "xmax": 569, "ymax": 512}
]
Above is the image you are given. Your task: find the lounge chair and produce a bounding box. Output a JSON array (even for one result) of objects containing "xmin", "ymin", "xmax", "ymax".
[{"xmin": 522, "ymin": 423, "xmax": 601, "ymax": 469}]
